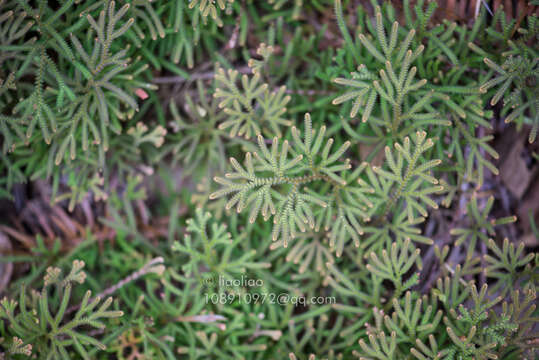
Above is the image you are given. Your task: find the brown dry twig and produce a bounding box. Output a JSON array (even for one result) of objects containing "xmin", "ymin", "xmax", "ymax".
[{"xmin": 66, "ymin": 257, "xmax": 165, "ymax": 314}]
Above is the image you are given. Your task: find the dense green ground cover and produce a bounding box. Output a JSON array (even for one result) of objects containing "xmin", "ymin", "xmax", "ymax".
[{"xmin": 0, "ymin": 0, "xmax": 538, "ymax": 359}]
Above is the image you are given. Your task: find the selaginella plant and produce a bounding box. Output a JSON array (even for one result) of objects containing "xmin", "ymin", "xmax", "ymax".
[
  {"xmin": 213, "ymin": 60, "xmax": 292, "ymax": 139},
  {"xmin": 471, "ymin": 10, "xmax": 538, "ymax": 142},
  {"xmin": 332, "ymin": 3, "xmax": 447, "ymax": 134},
  {"xmin": 0, "ymin": 260, "xmax": 123, "ymax": 359},
  {"xmin": 0, "ymin": 0, "xmax": 164, "ymax": 209},
  {"xmin": 207, "ymin": 1, "xmax": 538, "ymax": 359},
  {"xmin": 210, "ymin": 111, "xmax": 443, "ymax": 256},
  {"xmin": 1, "ymin": 0, "xmax": 538, "ymax": 359}
]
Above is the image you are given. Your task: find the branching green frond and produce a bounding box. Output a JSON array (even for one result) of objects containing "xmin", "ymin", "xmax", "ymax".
[
  {"xmin": 324, "ymin": 262, "xmax": 374, "ymax": 306},
  {"xmin": 281, "ymin": 232, "xmax": 335, "ymax": 275},
  {"xmin": 484, "ymin": 238, "xmax": 535, "ymax": 296},
  {"xmin": 479, "ymin": 56, "xmax": 538, "ymax": 142},
  {"xmin": 189, "ymin": 0, "xmax": 234, "ymax": 27},
  {"xmin": 385, "ymin": 291, "xmax": 442, "ymax": 343},
  {"xmin": 312, "ymin": 165, "xmax": 376, "ymax": 257},
  {"xmin": 402, "ymin": 0, "xmax": 438, "ymax": 40},
  {"xmin": 160, "ymin": 80, "xmax": 230, "ymax": 177},
  {"xmin": 0, "ymin": 74, "xmax": 15, "ymax": 96},
  {"xmin": 366, "ymin": 239, "xmax": 421, "ymax": 294},
  {"xmin": 357, "ymin": 330, "xmax": 397, "ymax": 360},
  {"xmin": 127, "ymin": 121, "xmax": 167, "ymax": 148},
  {"xmin": 119, "ymin": 0, "xmax": 165, "ymax": 41},
  {"xmin": 494, "ymin": 284, "xmax": 537, "ymax": 352},
  {"xmin": 362, "ymin": 212, "xmax": 433, "ymax": 254},
  {"xmin": 450, "ymin": 196, "xmax": 516, "ymax": 260},
  {"xmin": 0, "ymin": 1, "xmax": 537, "ymax": 359},
  {"xmin": 214, "ymin": 67, "xmax": 291, "ymax": 139},
  {"xmin": 10, "ymin": 0, "xmax": 156, "ymax": 173},
  {"xmin": 0, "ymin": 260, "xmax": 123, "ymax": 359},
  {"xmin": 248, "ymin": 43, "xmax": 275, "ymax": 75},
  {"xmin": 333, "ymin": 65, "xmax": 378, "ymax": 121},
  {"xmin": 210, "ymin": 113, "xmax": 354, "ymax": 248},
  {"xmin": 0, "ymin": 4, "xmax": 35, "ymax": 51},
  {"xmin": 445, "ymin": 96, "xmax": 499, "ymax": 187},
  {"xmin": 432, "ymin": 268, "xmax": 471, "ymax": 311},
  {"xmin": 332, "ymin": 5, "xmax": 436, "ymax": 133},
  {"xmin": 374, "ymin": 131, "xmax": 444, "ymax": 221},
  {"xmin": 443, "ymin": 284, "xmax": 506, "ymax": 360},
  {"xmin": 411, "ymin": 334, "xmax": 447, "ymax": 360},
  {"xmin": 172, "ymin": 208, "xmax": 270, "ymax": 288},
  {"xmin": 156, "ymin": 0, "xmax": 197, "ymax": 68},
  {"xmin": 358, "ymin": 6, "xmax": 423, "ymax": 67},
  {"xmin": 2, "ymin": 336, "xmax": 32, "ymax": 357}
]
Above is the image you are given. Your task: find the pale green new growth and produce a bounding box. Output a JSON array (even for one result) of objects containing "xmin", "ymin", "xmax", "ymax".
[
  {"xmin": 214, "ymin": 67, "xmax": 291, "ymax": 139},
  {"xmin": 332, "ymin": 6, "xmax": 428, "ymax": 127},
  {"xmin": 374, "ymin": 131, "xmax": 443, "ymax": 222},
  {"xmin": 366, "ymin": 239, "xmax": 422, "ymax": 295},
  {"xmin": 358, "ymin": 330, "xmax": 397, "ymax": 360},
  {"xmin": 210, "ymin": 121, "xmax": 443, "ymax": 256},
  {"xmin": 172, "ymin": 208, "xmax": 270, "ymax": 285},
  {"xmin": 189, "ymin": 0, "xmax": 233, "ymax": 27},
  {"xmin": 211, "ymin": 114, "xmax": 354, "ymax": 248}
]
